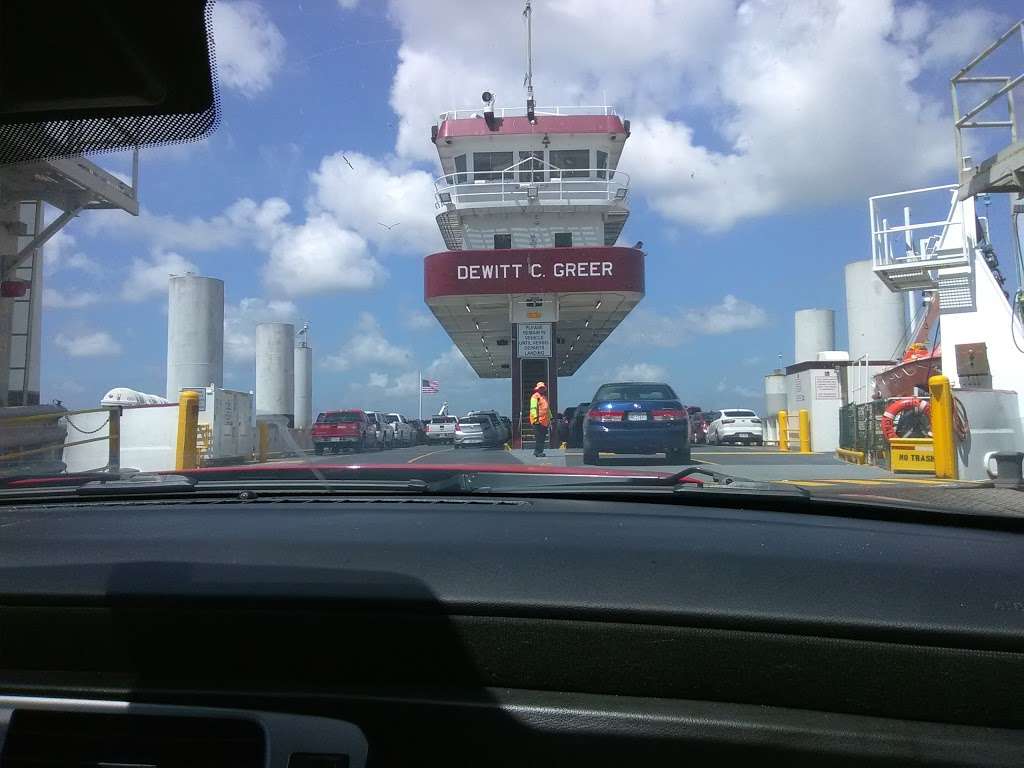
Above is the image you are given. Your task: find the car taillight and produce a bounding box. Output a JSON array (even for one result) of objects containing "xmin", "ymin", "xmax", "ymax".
[
  {"xmin": 588, "ymin": 409, "xmax": 624, "ymax": 422},
  {"xmin": 652, "ymin": 409, "xmax": 686, "ymax": 421},
  {"xmin": 723, "ymin": 419, "xmax": 735, "ymax": 424}
]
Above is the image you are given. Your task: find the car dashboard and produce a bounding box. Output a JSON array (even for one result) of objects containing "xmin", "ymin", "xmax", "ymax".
[{"xmin": 0, "ymin": 493, "xmax": 1022, "ymax": 766}]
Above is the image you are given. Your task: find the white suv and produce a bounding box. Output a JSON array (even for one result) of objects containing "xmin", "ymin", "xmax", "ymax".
[
  {"xmin": 707, "ymin": 409, "xmax": 763, "ymax": 446},
  {"xmin": 386, "ymin": 413, "xmax": 414, "ymax": 446}
]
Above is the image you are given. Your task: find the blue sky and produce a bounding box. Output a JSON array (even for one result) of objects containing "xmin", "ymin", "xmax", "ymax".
[{"xmin": 40, "ymin": 0, "xmax": 1022, "ymax": 417}]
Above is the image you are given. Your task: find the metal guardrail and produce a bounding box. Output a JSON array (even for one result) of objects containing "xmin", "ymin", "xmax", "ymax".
[
  {"xmin": 0, "ymin": 406, "xmax": 122, "ymax": 471},
  {"xmin": 869, "ymin": 184, "xmax": 967, "ymax": 271},
  {"xmin": 951, "ymin": 20, "xmax": 1022, "ymax": 165},
  {"xmin": 435, "ymin": 168, "xmax": 629, "ymax": 208},
  {"xmin": 439, "ymin": 105, "xmax": 618, "ymax": 120}
]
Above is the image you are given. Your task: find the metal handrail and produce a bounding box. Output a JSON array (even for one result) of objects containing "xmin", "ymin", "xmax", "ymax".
[
  {"xmin": 0, "ymin": 405, "xmax": 122, "ymax": 470},
  {"xmin": 951, "ymin": 19, "xmax": 1022, "ymax": 172},
  {"xmin": 435, "ymin": 168, "xmax": 630, "ymax": 208},
  {"xmin": 868, "ymin": 184, "xmax": 969, "ymax": 269},
  {"xmin": 440, "ymin": 105, "xmax": 617, "ymax": 120}
]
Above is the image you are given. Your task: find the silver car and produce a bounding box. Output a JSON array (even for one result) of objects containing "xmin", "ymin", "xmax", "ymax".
[{"xmin": 455, "ymin": 415, "xmax": 499, "ymax": 448}]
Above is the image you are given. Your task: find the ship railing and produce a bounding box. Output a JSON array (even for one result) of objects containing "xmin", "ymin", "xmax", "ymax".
[
  {"xmin": 439, "ymin": 105, "xmax": 617, "ymax": 121},
  {"xmin": 869, "ymin": 184, "xmax": 971, "ymax": 271},
  {"xmin": 435, "ymin": 168, "xmax": 630, "ymax": 208}
]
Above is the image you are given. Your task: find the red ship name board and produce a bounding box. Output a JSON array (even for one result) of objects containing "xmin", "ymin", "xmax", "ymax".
[{"xmin": 424, "ymin": 247, "xmax": 645, "ymax": 299}]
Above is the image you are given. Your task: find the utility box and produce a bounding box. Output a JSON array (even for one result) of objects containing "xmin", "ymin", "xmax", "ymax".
[
  {"xmin": 785, "ymin": 362, "xmax": 845, "ymax": 452},
  {"xmin": 954, "ymin": 388, "xmax": 1024, "ymax": 481},
  {"xmin": 955, "ymin": 343, "xmax": 992, "ymax": 388},
  {"xmin": 189, "ymin": 386, "xmax": 255, "ymax": 463}
]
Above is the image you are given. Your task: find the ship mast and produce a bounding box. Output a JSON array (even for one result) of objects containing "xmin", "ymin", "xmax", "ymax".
[{"xmin": 523, "ymin": 0, "xmax": 536, "ymax": 122}]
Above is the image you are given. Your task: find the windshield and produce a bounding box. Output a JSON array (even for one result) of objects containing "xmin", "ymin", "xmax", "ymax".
[
  {"xmin": 317, "ymin": 412, "xmax": 362, "ymax": 424},
  {"xmin": 2, "ymin": 1, "xmax": 1022, "ymax": 517},
  {"xmin": 593, "ymin": 385, "xmax": 678, "ymax": 402}
]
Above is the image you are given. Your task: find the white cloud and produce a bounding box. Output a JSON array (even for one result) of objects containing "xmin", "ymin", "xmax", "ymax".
[
  {"xmin": 384, "ymin": 0, "xmax": 1002, "ymax": 230},
  {"xmin": 85, "ymin": 197, "xmax": 290, "ymax": 253},
  {"xmin": 43, "ymin": 288, "xmax": 100, "ymax": 309},
  {"xmin": 54, "ymin": 331, "xmax": 122, "ymax": 357},
  {"xmin": 81, "ymin": 195, "xmax": 386, "ymax": 298},
  {"xmin": 919, "ymin": 9, "xmax": 1008, "ymax": 69},
  {"xmin": 683, "ymin": 295, "xmax": 768, "ymax": 335},
  {"xmin": 337, "ymin": 0, "xmax": 359, "ymax": 8},
  {"xmin": 613, "ymin": 362, "xmax": 667, "ymax": 382},
  {"xmin": 309, "ymin": 151, "xmax": 442, "ymax": 254},
  {"xmin": 323, "ymin": 313, "xmax": 412, "ymax": 371},
  {"xmin": 224, "ymin": 297, "xmax": 299, "ymax": 362},
  {"xmin": 616, "ymin": 295, "xmax": 768, "ymax": 348},
  {"xmin": 262, "ymin": 215, "xmax": 385, "ymax": 296},
  {"xmin": 403, "ymin": 309, "xmax": 435, "ymax": 330},
  {"xmin": 120, "ymin": 251, "xmax": 199, "ymax": 302},
  {"xmin": 43, "ymin": 230, "xmax": 101, "ymax": 277},
  {"xmin": 716, "ymin": 379, "xmax": 760, "ymax": 400},
  {"xmin": 365, "ymin": 370, "xmax": 419, "ymax": 397},
  {"xmin": 212, "ymin": 1, "xmax": 286, "ymax": 97}
]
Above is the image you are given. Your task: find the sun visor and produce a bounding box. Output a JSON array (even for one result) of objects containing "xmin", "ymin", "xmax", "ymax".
[{"xmin": 0, "ymin": 0, "xmax": 218, "ymax": 165}]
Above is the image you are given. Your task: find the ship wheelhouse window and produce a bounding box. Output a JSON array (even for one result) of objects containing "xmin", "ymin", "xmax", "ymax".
[
  {"xmin": 549, "ymin": 149, "xmax": 589, "ymax": 178},
  {"xmin": 596, "ymin": 150, "xmax": 608, "ymax": 180},
  {"xmin": 519, "ymin": 150, "xmax": 544, "ymax": 182},
  {"xmin": 494, "ymin": 233, "xmax": 513, "ymax": 249},
  {"xmin": 473, "ymin": 151, "xmax": 514, "ymax": 181},
  {"xmin": 554, "ymin": 232, "xmax": 573, "ymax": 247},
  {"xmin": 454, "ymin": 154, "xmax": 467, "ymax": 184}
]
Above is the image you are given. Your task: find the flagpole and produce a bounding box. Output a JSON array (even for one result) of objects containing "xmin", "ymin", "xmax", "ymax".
[{"xmin": 418, "ymin": 370, "xmax": 422, "ymax": 421}]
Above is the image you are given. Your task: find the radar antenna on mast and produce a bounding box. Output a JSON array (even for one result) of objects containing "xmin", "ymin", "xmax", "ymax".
[{"xmin": 523, "ymin": 0, "xmax": 536, "ymax": 123}]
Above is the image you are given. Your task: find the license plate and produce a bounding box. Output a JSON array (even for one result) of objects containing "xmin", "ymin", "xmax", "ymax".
[
  {"xmin": 330, "ymin": 437, "xmax": 341, "ymax": 442},
  {"xmin": 627, "ymin": 412, "xmax": 647, "ymax": 421},
  {"xmin": 739, "ymin": 433, "xmax": 751, "ymax": 437}
]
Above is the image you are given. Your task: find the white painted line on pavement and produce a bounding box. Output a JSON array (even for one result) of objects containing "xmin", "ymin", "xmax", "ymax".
[{"xmin": 407, "ymin": 447, "xmax": 454, "ymax": 463}]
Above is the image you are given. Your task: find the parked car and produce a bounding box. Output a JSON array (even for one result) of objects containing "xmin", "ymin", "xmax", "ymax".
[
  {"xmin": 582, "ymin": 383, "xmax": 690, "ymax": 465},
  {"xmin": 567, "ymin": 402, "xmax": 590, "ymax": 448},
  {"xmin": 364, "ymin": 411, "xmax": 394, "ymax": 449},
  {"xmin": 455, "ymin": 415, "xmax": 500, "ymax": 448},
  {"xmin": 425, "ymin": 414, "xmax": 459, "ymax": 443},
  {"xmin": 386, "ymin": 413, "xmax": 415, "ymax": 446},
  {"xmin": 467, "ymin": 410, "xmax": 508, "ymax": 444},
  {"xmin": 312, "ymin": 410, "xmax": 378, "ymax": 455},
  {"xmin": 408, "ymin": 419, "xmax": 428, "ymax": 444},
  {"xmin": 687, "ymin": 406, "xmax": 708, "ymax": 444},
  {"xmin": 706, "ymin": 409, "xmax": 763, "ymax": 445}
]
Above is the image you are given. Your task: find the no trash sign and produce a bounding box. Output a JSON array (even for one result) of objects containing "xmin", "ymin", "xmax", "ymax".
[{"xmin": 890, "ymin": 438, "xmax": 935, "ymax": 474}]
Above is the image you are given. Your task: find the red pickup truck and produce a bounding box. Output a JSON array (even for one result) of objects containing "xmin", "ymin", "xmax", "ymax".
[{"xmin": 312, "ymin": 410, "xmax": 379, "ymax": 455}]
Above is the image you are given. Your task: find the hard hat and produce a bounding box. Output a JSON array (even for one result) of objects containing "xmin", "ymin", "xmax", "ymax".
[{"xmin": 534, "ymin": 381, "xmax": 547, "ymax": 390}]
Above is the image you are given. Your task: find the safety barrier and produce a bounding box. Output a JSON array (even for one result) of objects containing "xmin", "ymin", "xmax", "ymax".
[
  {"xmin": 776, "ymin": 409, "xmax": 811, "ymax": 453},
  {"xmin": 929, "ymin": 375, "xmax": 958, "ymax": 479},
  {"xmin": 174, "ymin": 390, "xmax": 200, "ymax": 471},
  {"xmin": 0, "ymin": 406, "xmax": 122, "ymax": 472}
]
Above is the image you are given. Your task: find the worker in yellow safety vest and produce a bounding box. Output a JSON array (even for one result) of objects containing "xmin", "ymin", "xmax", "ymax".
[{"xmin": 529, "ymin": 381, "xmax": 550, "ymax": 457}]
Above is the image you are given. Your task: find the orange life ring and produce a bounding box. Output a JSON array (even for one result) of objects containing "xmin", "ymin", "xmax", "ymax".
[{"xmin": 881, "ymin": 398, "xmax": 931, "ymax": 440}]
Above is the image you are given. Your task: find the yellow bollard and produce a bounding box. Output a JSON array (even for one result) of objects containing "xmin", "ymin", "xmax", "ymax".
[
  {"xmin": 929, "ymin": 375, "xmax": 957, "ymax": 479},
  {"xmin": 175, "ymin": 391, "xmax": 200, "ymax": 470},
  {"xmin": 798, "ymin": 409, "xmax": 811, "ymax": 454},
  {"xmin": 778, "ymin": 410, "xmax": 789, "ymax": 452},
  {"xmin": 257, "ymin": 422, "xmax": 270, "ymax": 463}
]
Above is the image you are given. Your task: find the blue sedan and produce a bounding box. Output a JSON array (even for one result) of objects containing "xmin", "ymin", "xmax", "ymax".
[{"xmin": 582, "ymin": 382, "xmax": 691, "ymax": 465}]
